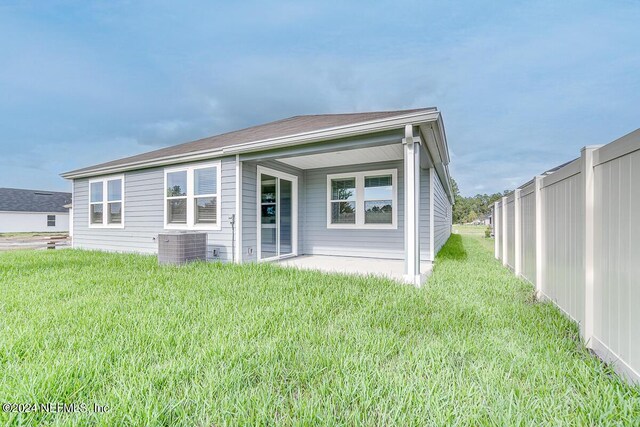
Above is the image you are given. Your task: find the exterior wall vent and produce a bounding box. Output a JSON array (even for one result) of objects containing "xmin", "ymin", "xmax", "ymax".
[{"xmin": 158, "ymin": 232, "xmax": 207, "ymax": 265}]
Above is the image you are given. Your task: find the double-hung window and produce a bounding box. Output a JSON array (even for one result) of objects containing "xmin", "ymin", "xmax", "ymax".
[
  {"xmin": 164, "ymin": 162, "xmax": 221, "ymax": 230},
  {"xmin": 329, "ymin": 177, "xmax": 356, "ymax": 224},
  {"xmin": 89, "ymin": 176, "xmax": 124, "ymax": 227},
  {"xmin": 47, "ymin": 215, "xmax": 56, "ymax": 227},
  {"xmin": 327, "ymin": 169, "xmax": 397, "ymax": 229}
]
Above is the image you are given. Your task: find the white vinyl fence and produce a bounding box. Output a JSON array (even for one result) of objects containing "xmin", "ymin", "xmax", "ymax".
[{"xmin": 494, "ymin": 128, "xmax": 640, "ymax": 383}]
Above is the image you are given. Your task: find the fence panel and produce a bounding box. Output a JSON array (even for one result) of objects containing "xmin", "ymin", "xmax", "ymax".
[
  {"xmin": 492, "ymin": 128, "xmax": 640, "ymax": 382},
  {"xmin": 519, "ymin": 183, "xmax": 536, "ymax": 285},
  {"xmin": 541, "ymin": 161, "xmax": 585, "ymax": 328},
  {"xmin": 593, "ymin": 138, "xmax": 640, "ymax": 380}
]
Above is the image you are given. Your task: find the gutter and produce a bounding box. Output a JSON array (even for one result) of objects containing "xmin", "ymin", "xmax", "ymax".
[{"xmin": 60, "ymin": 110, "xmax": 442, "ymax": 179}]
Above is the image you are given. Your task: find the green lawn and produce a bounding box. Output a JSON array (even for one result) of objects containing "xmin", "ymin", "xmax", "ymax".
[
  {"xmin": 1, "ymin": 235, "xmax": 638, "ymax": 426},
  {"xmin": 453, "ymin": 224, "xmax": 490, "ymax": 236}
]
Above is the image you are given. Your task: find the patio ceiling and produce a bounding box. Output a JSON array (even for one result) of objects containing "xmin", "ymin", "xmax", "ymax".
[{"xmin": 276, "ymin": 143, "xmax": 403, "ymax": 169}]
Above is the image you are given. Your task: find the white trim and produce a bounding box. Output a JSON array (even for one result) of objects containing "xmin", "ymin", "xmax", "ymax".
[
  {"xmin": 429, "ymin": 168, "xmax": 435, "ymax": 261},
  {"xmin": 61, "ymin": 110, "xmax": 441, "ymax": 179},
  {"xmin": 325, "ymin": 168, "xmax": 398, "ymax": 230},
  {"xmin": 256, "ymin": 165, "xmax": 299, "ymax": 262},
  {"xmin": 163, "ymin": 160, "xmax": 222, "ymax": 231},
  {"xmin": 235, "ymin": 155, "xmax": 243, "ymax": 263},
  {"xmin": 88, "ymin": 174, "xmax": 125, "ymax": 229}
]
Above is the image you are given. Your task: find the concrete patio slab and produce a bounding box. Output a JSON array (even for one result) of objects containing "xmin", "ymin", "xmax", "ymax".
[{"xmin": 275, "ymin": 255, "xmax": 432, "ymax": 284}]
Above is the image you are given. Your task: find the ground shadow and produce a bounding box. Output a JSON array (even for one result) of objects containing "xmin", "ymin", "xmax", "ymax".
[{"xmin": 435, "ymin": 234, "xmax": 468, "ymax": 260}]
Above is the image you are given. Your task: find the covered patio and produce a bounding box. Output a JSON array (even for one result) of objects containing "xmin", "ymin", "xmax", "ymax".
[{"xmin": 233, "ymin": 109, "xmax": 452, "ymax": 286}]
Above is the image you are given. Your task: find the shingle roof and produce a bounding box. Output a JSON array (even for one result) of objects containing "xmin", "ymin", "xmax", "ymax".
[
  {"xmin": 64, "ymin": 108, "xmax": 435, "ymax": 176},
  {"xmin": 543, "ymin": 159, "xmax": 578, "ymax": 175},
  {"xmin": 0, "ymin": 188, "xmax": 72, "ymax": 213}
]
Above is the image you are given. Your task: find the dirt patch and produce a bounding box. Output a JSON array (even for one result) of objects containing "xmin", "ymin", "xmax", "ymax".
[{"xmin": 0, "ymin": 234, "xmax": 70, "ymax": 251}]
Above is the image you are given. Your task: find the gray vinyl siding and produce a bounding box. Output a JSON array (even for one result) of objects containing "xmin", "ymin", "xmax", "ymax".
[
  {"xmin": 303, "ymin": 160, "xmax": 405, "ymax": 259},
  {"xmin": 72, "ymin": 157, "xmax": 237, "ymax": 261},
  {"xmin": 73, "ymin": 150, "xmax": 444, "ymax": 264},
  {"xmin": 241, "ymin": 162, "xmax": 257, "ymax": 262},
  {"xmin": 419, "ymin": 168, "xmax": 432, "ymax": 261},
  {"xmin": 433, "ymin": 170, "xmax": 451, "ymax": 254},
  {"xmin": 242, "ymin": 160, "xmax": 304, "ymax": 262}
]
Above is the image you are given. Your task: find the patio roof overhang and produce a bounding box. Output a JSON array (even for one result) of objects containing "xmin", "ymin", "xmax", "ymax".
[{"xmin": 239, "ymin": 113, "xmax": 452, "ymax": 203}]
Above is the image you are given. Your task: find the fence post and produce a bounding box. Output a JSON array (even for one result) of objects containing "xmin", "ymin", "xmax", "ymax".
[
  {"xmin": 494, "ymin": 201, "xmax": 500, "ymax": 259},
  {"xmin": 534, "ymin": 176, "xmax": 544, "ymax": 298},
  {"xmin": 502, "ymin": 196, "xmax": 508, "ymax": 267},
  {"xmin": 582, "ymin": 146, "xmax": 597, "ymax": 346},
  {"xmin": 514, "ymin": 188, "xmax": 522, "ymax": 277}
]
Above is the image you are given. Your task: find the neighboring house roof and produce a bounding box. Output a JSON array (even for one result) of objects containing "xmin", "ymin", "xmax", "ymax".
[
  {"xmin": 0, "ymin": 188, "xmax": 72, "ymax": 213},
  {"xmin": 62, "ymin": 108, "xmax": 440, "ymax": 178},
  {"xmin": 518, "ymin": 158, "xmax": 579, "ymax": 189},
  {"xmin": 543, "ymin": 159, "xmax": 578, "ymax": 175}
]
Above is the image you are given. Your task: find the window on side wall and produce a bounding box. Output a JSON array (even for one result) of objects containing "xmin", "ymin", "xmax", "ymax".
[
  {"xmin": 326, "ymin": 169, "xmax": 397, "ymax": 229},
  {"xmin": 89, "ymin": 176, "xmax": 124, "ymax": 227},
  {"xmin": 164, "ymin": 162, "xmax": 220, "ymax": 230},
  {"xmin": 47, "ymin": 215, "xmax": 56, "ymax": 227}
]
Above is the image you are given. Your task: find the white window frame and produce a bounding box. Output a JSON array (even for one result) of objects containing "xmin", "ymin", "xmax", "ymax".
[
  {"xmin": 88, "ymin": 174, "xmax": 125, "ymax": 228},
  {"xmin": 47, "ymin": 215, "xmax": 56, "ymax": 227},
  {"xmin": 326, "ymin": 168, "xmax": 397, "ymax": 230},
  {"xmin": 164, "ymin": 161, "xmax": 222, "ymax": 231}
]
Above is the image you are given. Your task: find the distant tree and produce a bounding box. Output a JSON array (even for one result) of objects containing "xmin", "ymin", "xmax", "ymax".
[{"xmin": 450, "ymin": 177, "xmax": 510, "ymax": 224}]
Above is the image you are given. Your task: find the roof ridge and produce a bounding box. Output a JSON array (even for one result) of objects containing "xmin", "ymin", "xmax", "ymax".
[{"xmin": 293, "ymin": 107, "xmax": 434, "ymax": 119}]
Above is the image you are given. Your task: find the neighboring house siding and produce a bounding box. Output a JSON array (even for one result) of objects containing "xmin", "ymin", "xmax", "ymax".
[
  {"xmin": 242, "ymin": 160, "xmax": 304, "ymax": 262},
  {"xmin": 303, "ymin": 160, "xmax": 405, "ymax": 259},
  {"xmin": 0, "ymin": 211, "xmax": 69, "ymax": 233},
  {"xmin": 433, "ymin": 171, "xmax": 451, "ymax": 254},
  {"xmin": 72, "ymin": 157, "xmax": 237, "ymax": 260},
  {"xmin": 419, "ymin": 168, "xmax": 431, "ymax": 261}
]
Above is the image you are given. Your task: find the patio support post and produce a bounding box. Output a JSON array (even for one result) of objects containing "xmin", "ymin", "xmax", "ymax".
[{"xmin": 403, "ymin": 125, "xmax": 422, "ymax": 286}]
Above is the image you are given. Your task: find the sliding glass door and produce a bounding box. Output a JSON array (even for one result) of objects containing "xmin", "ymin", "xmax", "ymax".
[
  {"xmin": 258, "ymin": 167, "xmax": 297, "ymax": 260},
  {"xmin": 260, "ymin": 174, "xmax": 278, "ymax": 259}
]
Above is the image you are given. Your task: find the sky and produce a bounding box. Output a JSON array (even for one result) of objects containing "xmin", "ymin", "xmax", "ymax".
[{"xmin": 0, "ymin": 1, "xmax": 638, "ymax": 196}]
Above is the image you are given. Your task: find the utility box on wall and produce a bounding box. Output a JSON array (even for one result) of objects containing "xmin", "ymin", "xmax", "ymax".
[{"xmin": 158, "ymin": 232, "xmax": 207, "ymax": 265}]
